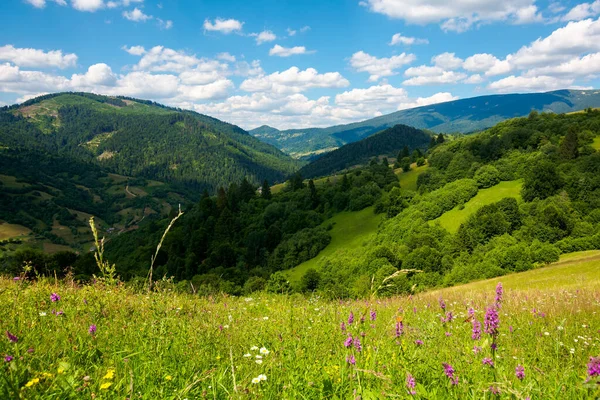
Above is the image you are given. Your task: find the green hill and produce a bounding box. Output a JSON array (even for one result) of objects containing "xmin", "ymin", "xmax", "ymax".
[
  {"xmin": 298, "ymin": 124, "xmax": 431, "ymax": 178},
  {"xmin": 1, "ymin": 92, "xmax": 301, "ymax": 192},
  {"xmin": 251, "ymin": 89, "xmax": 600, "ymax": 158}
]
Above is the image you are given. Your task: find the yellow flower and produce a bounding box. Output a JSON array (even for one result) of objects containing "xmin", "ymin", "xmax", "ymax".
[
  {"xmin": 216, "ymin": 356, "xmax": 221, "ymax": 360},
  {"xmin": 57, "ymin": 367, "xmax": 65, "ymax": 374},
  {"xmin": 25, "ymin": 378, "xmax": 40, "ymax": 387},
  {"xmin": 100, "ymin": 382, "xmax": 112, "ymax": 390},
  {"xmin": 42, "ymin": 372, "xmax": 53, "ymax": 378},
  {"xmin": 165, "ymin": 375, "xmax": 173, "ymax": 381},
  {"xmin": 103, "ymin": 369, "xmax": 115, "ymax": 380}
]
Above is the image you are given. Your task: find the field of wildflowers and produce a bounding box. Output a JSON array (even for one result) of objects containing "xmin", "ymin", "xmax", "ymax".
[{"xmin": 1, "ymin": 264, "xmax": 599, "ymax": 399}]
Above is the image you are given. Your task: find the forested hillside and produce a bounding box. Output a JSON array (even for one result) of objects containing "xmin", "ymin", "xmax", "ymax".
[
  {"xmin": 298, "ymin": 124, "xmax": 432, "ymax": 178},
  {"xmin": 251, "ymin": 89, "xmax": 600, "ymax": 158},
  {"xmin": 0, "ymin": 93, "xmax": 300, "ymax": 192}
]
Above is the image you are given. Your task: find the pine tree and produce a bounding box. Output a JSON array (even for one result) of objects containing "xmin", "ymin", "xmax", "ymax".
[
  {"xmin": 261, "ymin": 179, "xmax": 272, "ymax": 200},
  {"xmin": 308, "ymin": 179, "xmax": 319, "ymax": 209},
  {"xmin": 401, "ymin": 145, "xmax": 410, "ymax": 158},
  {"xmin": 436, "ymin": 133, "xmax": 445, "ymax": 144},
  {"xmin": 559, "ymin": 129, "xmax": 579, "ymax": 159}
]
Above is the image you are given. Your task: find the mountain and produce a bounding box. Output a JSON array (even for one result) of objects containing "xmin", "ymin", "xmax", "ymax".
[
  {"xmin": 249, "ymin": 89, "xmax": 600, "ymax": 158},
  {"xmin": 0, "ymin": 92, "xmax": 301, "ymax": 192},
  {"xmin": 298, "ymin": 124, "xmax": 432, "ymax": 178}
]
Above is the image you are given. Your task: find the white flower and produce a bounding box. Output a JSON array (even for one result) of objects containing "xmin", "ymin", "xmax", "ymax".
[
  {"xmin": 252, "ymin": 377, "xmax": 260, "ymax": 384},
  {"xmin": 244, "ymin": 298, "xmax": 253, "ymax": 302},
  {"xmin": 570, "ymin": 348, "xmax": 575, "ymax": 354},
  {"xmin": 544, "ymin": 332, "xmax": 550, "ymax": 336},
  {"xmin": 260, "ymin": 347, "xmax": 270, "ymax": 355},
  {"xmin": 258, "ymin": 374, "xmax": 267, "ymax": 381},
  {"xmin": 255, "ymin": 355, "xmax": 262, "ymax": 359},
  {"xmin": 255, "ymin": 359, "xmax": 263, "ymax": 364},
  {"xmin": 250, "ymin": 346, "xmax": 258, "ymax": 351},
  {"xmin": 228, "ymin": 315, "xmax": 233, "ymax": 322},
  {"xmin": 243, "ymin": 353, "xmax": 251, "ymax": 358},
  {"xmin": 557, "ymin": 326, "xmax": 564, "ymax": 331},
  {"xmin": 574, "ymin": 339, "xmax": 579, "ymax": 343},
  {"xmin": 263, "ymin": 317, "xmax": 269, "ymax": 320},
  {"xmin": 223, "ymin": 325, "xmax": 229, "ymax": 329},
  {"xmin": 39, "ymin": 312, "xmax": 47, "ymax": 316}
]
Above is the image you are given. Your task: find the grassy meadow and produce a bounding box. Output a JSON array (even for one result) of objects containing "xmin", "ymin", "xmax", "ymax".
[
  {"xmin": 395, "ymin": 164, "xmax": 429, "ymax": 192},
  {"xmin": 433, "ymin": 180, "xmax": 523, "ymax": 233},
  {"xmin": 1, "ymin": 254, "xmax": 599, "ymax": 399}
]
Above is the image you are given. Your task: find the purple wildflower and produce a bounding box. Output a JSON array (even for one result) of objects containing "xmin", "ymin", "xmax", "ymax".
[
  {"xmin": 489, "ymin": 386, "xmax": 500, "ymax": 395},
  {"xmin": 587, "ymin": 357, "xmax": 600, "ymax": 377},
  {"xmin": 509, "ymin": 325, "xmax": 514, "ymax": 333},
  {"xmin": 344, "ymin": 336, "xmax": 353, "ymax": 348},
  {"xmin": 88, "ymin": 325, "xmax": 97, "ymax": 335},
  {"xmin": 413, "ymin": 306, "xmax": 417, "ymax": 314},
  {"xmin": 495, "ymin": 282, "xmax": 503, "ymax": 307},
  {"xmin": 6, "ymin": 331, "xmax": 18, "ymax": 343},
  {"xmin": 4, "ymin": 355, "xmax": 13, "ymax": 362},
  {"xmin": 353, "ymin": 337, "xmax": 362, "ymax": 352},
  {"xmin": 482, "ymin": 358, "xmax": 494, "ymax": 367},
  {"xmin": 13, "ymin": 277, "xmax": 20, "ymax": 281},
  {"xmin": 484, "ymin": 307, "xmax": 499, "ymax": 336},
  {"xmin": 50, "ymin": 293, "xmax": 60, "ymax": 302},
  {"xmin": 406, "ymin": 373, "xmax": 416, "ymax": 395},
  {"xmin": 370, "ymin": 310, "xmax": 376, "ymax": 321},
  {"xmin": 340, "ymin": 322, "xmax": 346, "ymax": 332},
  {"xmin": 450, "ymin": 376, "xmax": 459, "ymax": 385},
  {"xmin": 473, "ymin": 346, "xmax": 482, "ymax": 354},
  {"xmin": 52, "ymin": 310, "xmax": 64, "ymax": 316},
  {"xmin": 348, "ymin": 312, "xmax": 354, "ymax": 325},
  {"xmin": 439, "ymin": 298, "xmax": 446, "ymax": 311},
  {"xmin": 468, "ymin": 307, "xmax": 475, "ymax": 317},
  {"xmin": 516, "ymin": 365, "xmax": 525, "ymax": 380},
  {"xmin": 346, "ymin": 354, "xmax": 356, "ymax": 365},
  {"xmin": 395, "ymin": 321, "xmax": 404, "ymax": 337},
  {"xmin": 442, "ymin": 363, "xmax": 455, "ymax": 378},
  {"xmin": 472, "ymin": 319, "xmax": 481, "ymax": 340},
  {"xmin": 415, "ymin": 340, "xmax": 423, "ymax": 346},
  {"xmin": 491, "ymin": 343, "xmax": 497, "ymax": 351}
]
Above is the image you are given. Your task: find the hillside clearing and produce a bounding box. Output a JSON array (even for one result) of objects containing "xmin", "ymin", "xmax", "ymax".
[
  {"xmin": 433, "ymin": 180, "xmax": 523, "ymax": 233},
  {"xmin": 395, "ymin": 163, "xmax": 428, "ymax": 191},
  {"xmin": 0, "ymin": 222, "xmax": 31, "ymax": 240},
  {"xmin": 593, "ymin": 136, "xmax": 600, "ymax": 150},
  {"xmin": 287, "ymin": 207, "xmax": 383, "ymax": 282}
]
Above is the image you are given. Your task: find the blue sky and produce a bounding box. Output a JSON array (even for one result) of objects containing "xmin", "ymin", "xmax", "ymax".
[{"xmin": 1, "ymin": 0, "xmax": 600, "ymax": 129}]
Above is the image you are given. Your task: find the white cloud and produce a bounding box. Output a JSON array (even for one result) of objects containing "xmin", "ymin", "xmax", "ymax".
[
  {"xmin": 431, "ymin": 52, "xmax": 463, "ymax": 69},
  {"xmin": 71, "ymin": 63, "xmax": 117, "ymax": 86},
  {"xmin": 287, "ymin": 28, "xmax": 297, "ymax": 36},
  {"xmin": 216, "ymin": 52, "xmax": 236, "ymax": 62},
  {"xmin": 562, "ymin": 1, "xmax": 600, "ymax": 21},
  {"xmin": 268, "ymin": 44, "xmax": 313, "ymax": 57},
  {"xmin": 335, "ymin": 84, "xmax": 409, "ymax": 106},
  {"xmin": 234, "ymin": 60, "xmax": 263, "ymax": 76},
  {"xmin": 464, "ymin": 74, "xmax": 485, "ymax": 84},
  {"xmin": 122, "ymin": 45, "xmax": 146, "ymax": 56},
  {"xmin": 397, "ymin": 92, "xmax": 458, "ymax": 110},
  {"xmin": 25, "ymin": 0, "xmax": 67, "ymax": 8},
  {"xmin": 488, "ymin": 75, "xmax": 575, "ymax": 92},
  {"xmin": 123, "ymin": 7, "xmax": 152, "ymax": 21},
  {"xmin": 463, "ymin": 53, "xmax": 511, "ymax": 75},
  {"xmin": 71, "ymin": 0, "xmax": 105, "ymax": 12},
  {"xmin": 254, "ymin": 30, "xmax": 277, "ymax": 45},
  {"xmin": 389, "ymin": 33, "xmax": 429, "ymax": 45},
  {"xmin": 240, "ymin": 66, "xmax": 349, "ymax": 94},
  {"xmin": 157, "ymin": 18, "xmax": 173, "ymax": 29},
  {"xmin": 403, "ymin": 65, "xmax": 467, "ymax": 85},
  {"xmin": 300, "ymin": 26, "xmax": 311, "ymax": 33},
  {"xmin": 514, "ymin": 5, "xmax": 544, "ymax": 23},
  {"xmin": 203, "ymin": 18, "xmax": 243, "ymax": 34},
  {"xmin": 524, "ymin": 52, "xmax": 600, "ymax": 78},
  {"xmin": 134, "ymin": 46, "xmax": 228, "ymax": 74},
  {"xmin": 177, "ymin": 79, "xmax": 234, "ymax": 101},
  {"xmin": 349, "ymin": 51, "xmax": 416, "ymax": 81},
  {"xmin": 0, "ymin": 45, "xmax": 77, "ymax": 69}
]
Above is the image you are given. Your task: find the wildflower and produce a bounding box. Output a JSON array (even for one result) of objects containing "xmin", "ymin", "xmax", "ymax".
[
  {"xmin": 243, "ymin": 353, "xmax": 251, "ymax": 358},
  {"xmin": 509, "ymin": 325, "xmax": 513, "ymax": 333},
  {"xmin": 50, "ymin": 293, "xmax": 60, "ymax": 302},
  {"xmin": 344, "ymin": 336, "xmax": 353, "ymax": 348},
  {"xmin": 443, "ymin": 363, "xmax": 455, "ymax": 378},
  {"xmin": 88, "ymin": 325, "xmax": 97, "ymax": 335},
  {"xmin": 39, "ymin": 312, "xmax": 47, "ymax": 317},
  {"xmin": 6, "ymin": 331, "xmax": 18, "ymax": 343},
  {"xmin": 25, "ymin": 378, "xmax": 40, "ymax": 387},
  {"xmin": 395, "ymin": 321, "xmax": 404, "ymax": 337},
  {"xmin": 588, "ymin": 357, "xmax": 600, "ymax": 377},
  {"xmin": 415, "ymin": 340, "xmax": 423, "ymax": 346},
  {"xmin": 250, "ymin": 346, "xmax": 259, "ymax": 351},
  {"xmin": 406, "ymin": 373, "xmax": 416, "ymax": 395},
  {"xmin": 482, "ymin": 358, "xmax": 494, "ymax": 367},
  {"xmin": 353, "ymin": 337, "xmax": 362, "ymax": 352},
  {"xmin": 4, "ymin": 355, "xmax": 13, "ymax": 362},
  {"xmin": 370, "ymin": 310, "xmax": 376, "ymax": 321},
  {"xmin": 100, "ymin": 382, "xmax": 112, "ymax": 390},
  {"xmin": 259, "ymin": 347, "xmax": 270, "ymax": 355},
  {"xmin": 258, "ymin": 374, "xmax": 267, "ymax": 381},
  {"xmin": 13, "ymin": 277, "xmax": 20, "ymax": 281},
  {"xmin": 472, "ymin": 319, "xmax": 481, "ymax": 340},
  {"xmin": 439, "ymin": 298, "xmax": 446, "ymax": 311},
  {"xmin": 445, "ymin": 332, "xmax": 452, "ymax": 337},
  {"xmin": 360, "ymin": 315, "xmax": 365, "ymax": 324},
  {"xmin": 543, "ymin": 332, "xmax": 550, "ymax": 336},
  {"xmin": 468, "ymin": 307, "xmax": 475, "ymax": 316},
  {"xmin": 255, "ymin": 355, "xmax": 262, "ymax": 359},
  {"xmin": 489, "ymin": 386, "xmax": 500, "ymax": 395},
  {"xmin": 252, "ymin": 377, "xmax": 260, "ymax": 384},
  {"xmin": 346, "ymin": 354, "xmax": 356, "ymax": 365},
  {"xmin": 340, "ymin": 322, "xmax": 346, "ymax": 332},
  {"xmin": 473, "ymin": 346, "xmax": 482, "ymax": 354},
  {"xmin": 495, "ymin": 283, "xmax": 503, "ymax": 307},
  {"xmin": 348, "ymin": 312, "xmax": 354, "ymax": 325},
  {"xmin": 516, "ymin": 365, "xmax": 525, "ymax": 380},
  {"xmin": 413, "ymin": 306, "xmax": 417, "ymax": 314},
  {"xmin": 255, "ymin": 359, "xmax": 263, "ymax": 364},
  {"xmin": 165, "ymin": 375, "xmax": 173, "ymax": 381},
  {"xmin": 450, "ymin": 376, "xmax": 459, "ymax": 385},
  {"xmin": 484, "ymin": 307, "xmax": 499, "ymax": 336},
  {"xmin": 103, "ymin": 369, "xmax": 115, "ymax": 380}
]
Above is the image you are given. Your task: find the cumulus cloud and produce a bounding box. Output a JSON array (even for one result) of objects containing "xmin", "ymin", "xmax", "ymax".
[
  {"xmin": 123, "ymin": 7, "xmax": 152, "ymax": 21},
  {"xmin": 335, "ymin": 84, "xmax": 409, "ymax": 106},
  {"xmin": 203, "ymin": 18, "xmax": 243, "ymax": 34},
  {"xmin": 0, "ymin": 45, "xmax": 77, "ymax": 69},
  {"xmin": 269, "ymin": 45, "xmax": 312, "ymax": 57},
  {"xmin": 389, "ymin": 33, "xmax": 429, "ymax": 45},
  {"xmin": 122, "ymin": 45, "xmax": 146, "ymax": 56},
  {"xmin": 240, "ymin": 66, "xmax": 349, "ymax": 94},
  {"xmin": 216, "ymin": 52, "xmax": 236, "ymax": 62},
  {"xmin": 463, "ymin": 53, "xmax": 511, "ymax": 75},
  {"xmin": 25, "ymin": 0, "xmax": 67, "ymax": 8},
  {"xmin": 71, "ymin": 0, "xmax": 105, "ymax": 12},
  {"xmin": 349, "ymin": 51, "xmax": 415, "ymax": 81},
  {"xmin": 254, "ymin": 30, "xmax": 277, "ymax": 45},
  {"xmin": 562, "ymin": 1, "xmax": 600, "ymax": 21},
  {"xmin": 431, "ymin": 52, "xmax": 463, "ymax": 69},
  {"xmin": 403, "ymin": 65, "xmax": 467, "ymax": 85},
  {"xmin": 71, "ymin": 63, "xmax": 117, "ymax": 86},
  {"xmin": 361, "ymin": 0, "xmax": 544, "ymax": 31},
  {"xmin": 157, "ymin": 18, "xmax": 173, "ymax": 29},
  {"xmin": 488, "ymin": 75, "xmax": 576, "ymax": 92},
  {"xmin": 397, "ymin": 92, "xmax": 458, "ymax": 110},
  {"xmin": 524, "ymin": 52, "xmax": 600, "ymax": 78}
]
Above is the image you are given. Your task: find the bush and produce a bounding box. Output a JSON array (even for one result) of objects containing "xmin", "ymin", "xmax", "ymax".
[{"xmin": 474, "ymin": 165, "xmax": 500, "ymax": 188}]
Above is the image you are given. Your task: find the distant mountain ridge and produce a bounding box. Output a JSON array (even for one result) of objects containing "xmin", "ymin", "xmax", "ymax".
[{"xmin": 250, "ymin": 89, "xmax": 600, "ymax": 159}]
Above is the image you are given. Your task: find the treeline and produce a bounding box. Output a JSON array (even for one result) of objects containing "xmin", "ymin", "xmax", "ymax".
[{"xmin": 298, "ymin": 124, "xmax": 431, "ymax": 178}]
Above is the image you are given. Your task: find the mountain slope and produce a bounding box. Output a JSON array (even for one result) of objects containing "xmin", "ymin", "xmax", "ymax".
[
  {"xmin": 0, "ymin": 92, "xmax": 301, "ymax": 191},
  {"xmin": 250, "ymin": 89, "xmax": 600, "ymax": 158},
  {"xmin": 298, "ymin": 124, "xmax": 431, "ymax": 178}
]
